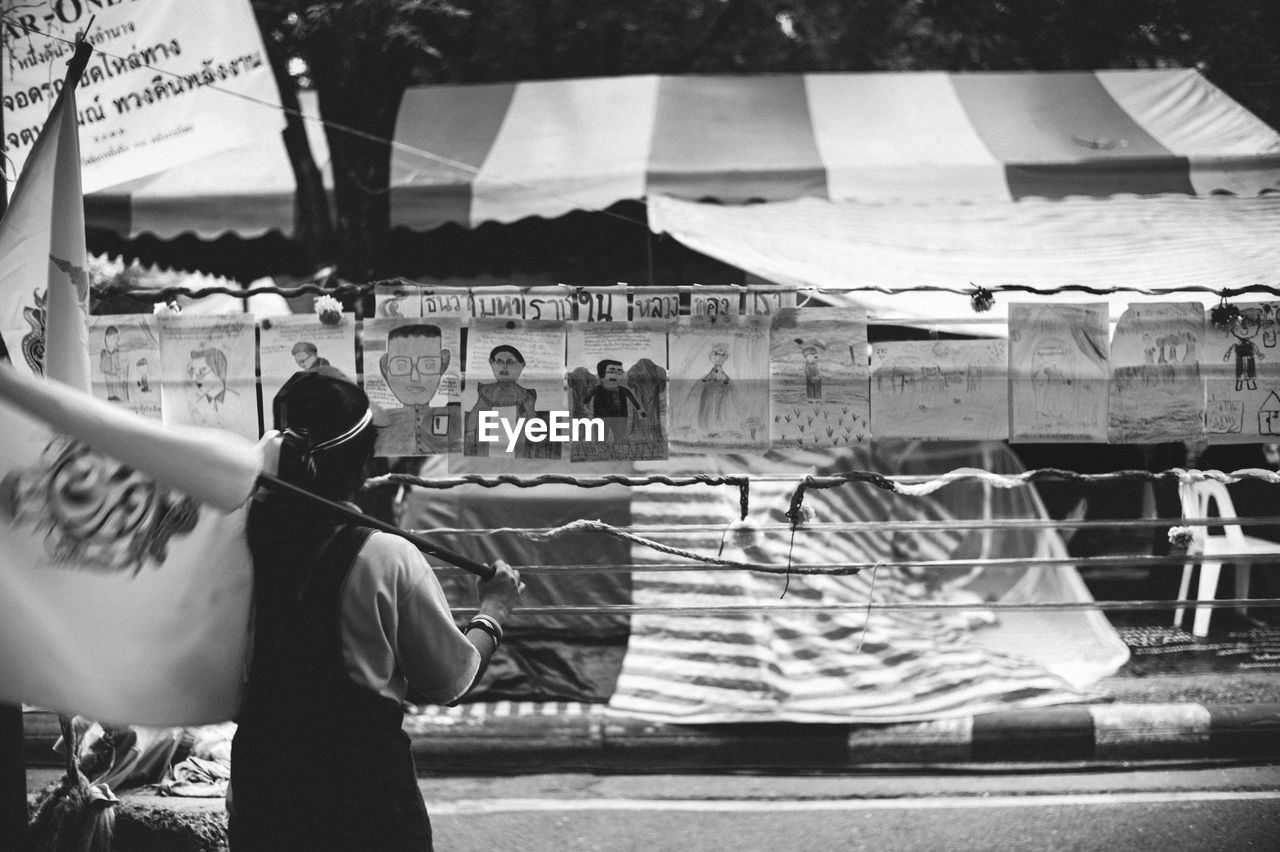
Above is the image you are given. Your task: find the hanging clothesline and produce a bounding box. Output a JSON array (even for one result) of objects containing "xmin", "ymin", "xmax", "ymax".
[{"xmin": 93, "ymin": 279, "xmax": 1280, "ymax": 304}]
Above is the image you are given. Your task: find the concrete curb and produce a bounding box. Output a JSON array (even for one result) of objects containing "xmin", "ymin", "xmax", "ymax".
[
  {"xmin": 25, "ymin": 702, "xmax": 1280, "ymax": 771},
  {"xmin": 404, "ymin": 702, "xmax": 1280, "ymax": 771}
]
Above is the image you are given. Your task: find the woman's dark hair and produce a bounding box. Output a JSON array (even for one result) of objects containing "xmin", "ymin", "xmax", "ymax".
[{"xmin": 272, "ymin": 369, "xmax": 376, "ymax": 502}]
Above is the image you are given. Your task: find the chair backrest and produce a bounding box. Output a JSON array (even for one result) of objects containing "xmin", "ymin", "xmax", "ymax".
[{"xmin": 1179, "ymin": 479, "xmax": 1247, "ymax": 547}]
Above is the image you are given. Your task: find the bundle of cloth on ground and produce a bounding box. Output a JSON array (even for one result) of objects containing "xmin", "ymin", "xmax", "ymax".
[{"xmin": 53, "ymin": 718, "xmax": 235, "ymax": 797}]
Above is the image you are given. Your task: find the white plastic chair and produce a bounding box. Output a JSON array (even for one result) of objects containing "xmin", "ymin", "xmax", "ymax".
[{"xmin": 1175, "ymin": 480, "xmax": 1280, "ymax": 637}]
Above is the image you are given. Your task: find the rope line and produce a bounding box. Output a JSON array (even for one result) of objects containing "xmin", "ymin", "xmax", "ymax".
[
  {"xmin": 467, "ymin": 598, "xmax": 1280, "ymax": 616},
  {"xmin": 377, "ymin": 467, "xmax": 1280, "ymax": 496},
  {"xmin": 430, "ymin": 552, "xmax": 1280, "ymax": 576},
  {"xmin": 467, "ymin": 518, "xmax": 827, "ymax": 575},
  {"xmin": 86, "ymin": 279, "xmax": 1280, "ymax": 303},
  {"xmin": 407, "ymin": 515, "xmax": 1280, "ymax": 537},
  {"xmin": 377, "ymin": 472, "xmax": 752, "ymax": 519}
]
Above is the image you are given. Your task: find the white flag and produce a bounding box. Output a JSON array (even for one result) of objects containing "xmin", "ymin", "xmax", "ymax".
[{"xmin": 0, "ymin": 44, "xmax": 259, "ymax": 725}]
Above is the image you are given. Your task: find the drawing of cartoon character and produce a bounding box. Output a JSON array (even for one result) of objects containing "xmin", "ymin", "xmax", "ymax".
[
  {"xmin": 464, "ymin": 344, "xmax": 554, "ymax": 458},
  {"xmin": 1224, "ymin": 308, "xmax": 1265, "ymax": 391},
  {"xmin": 376, "ymin": 323, "xmax": 460, "ymax": 455},
  {"xmin": 186, "ymin": 345, "xmax": 246, "ymax": 427},
  {"xmin": 473, "ymin": 344, "xmax": 538, "ymax": 419},
  {"xmin": 680, "ymin": 340, "xmax": 748, "ymax": 438},
  {"xmin": 99, "ymin": 325, "xmax": 127, "ymax": 402},
  {"xmin": 135, "ymin": 358, "xmax": 151, "ymax": 393},
  {"xmin": 584, "ymin": 359, "xmax": 648, "ymax": 444},
  {"xmin": 291, "ymin": 340, "xmax": 331, "ymax": 372},
  {"xmin": 1030, "ymin": 337, "xmax": 1072, "ymax": 419},
  {"xmin": 796, "ymin": 338, "xmax": 826, "ymax": 402}
]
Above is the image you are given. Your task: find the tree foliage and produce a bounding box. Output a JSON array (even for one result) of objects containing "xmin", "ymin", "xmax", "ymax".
[{"xmin": 252, "ymin": 0, "xmax": 470, "ymax": 280}]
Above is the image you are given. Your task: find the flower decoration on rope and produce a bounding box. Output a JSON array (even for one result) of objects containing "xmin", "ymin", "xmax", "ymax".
[
  {"xmin": 969, "ymin": 285, "xmax": 995, "ymax": 313},
  {"xmin": 1167, "ymin": 525, "xmax": 1195, "ymax": 550},
  {"xmin": 1209, "ymin": 298, "xmax": 1240, "ymax": 331},
  {"xmin": 314, "ymin": 294, "xmax": 343, "ymax": 326},
  {"xmin": 792, "ymin": 502, "xmax": 817, "ymax": 527},
  {"xmin": 152, "ymin": 301, "xmax": 181, "ymax": 317}
]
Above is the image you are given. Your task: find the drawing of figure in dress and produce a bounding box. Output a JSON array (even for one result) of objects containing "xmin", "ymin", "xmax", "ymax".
[{"xmin": 692, "ymin": 341, "xmax": 736, "ymax": 434}]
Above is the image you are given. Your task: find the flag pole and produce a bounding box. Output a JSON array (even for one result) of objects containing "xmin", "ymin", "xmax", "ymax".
[
  {"xmin": 0, "ymin": 37, "xmax": 94, "ymax": 843},
  {"xmin": 0, "ymin": 27, "xmax": 26, "ymax": 852},
  {"xmin": 255, "ymin": 472, "xmax": 497, "ymax": 580}
]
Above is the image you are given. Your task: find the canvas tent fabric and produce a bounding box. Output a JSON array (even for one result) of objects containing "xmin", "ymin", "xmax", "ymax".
[
  {"xmin": 648, "ymin": 193, "xmax": 1280, "ymax": 325},
  {"xmin": 85, "ymin": 70, "xmax": 1279, "ymax": 240}
]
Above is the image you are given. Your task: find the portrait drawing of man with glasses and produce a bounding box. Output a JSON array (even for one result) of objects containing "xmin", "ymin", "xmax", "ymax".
[{"xmin": 374, "ymin": 323, "xmax": 461, "ymax": 456}]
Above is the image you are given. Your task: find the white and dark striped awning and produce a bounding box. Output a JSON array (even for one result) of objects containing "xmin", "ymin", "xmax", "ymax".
[{"xmin": 85, "ymin": 69, "xmax": 1280, "ymax": 240}]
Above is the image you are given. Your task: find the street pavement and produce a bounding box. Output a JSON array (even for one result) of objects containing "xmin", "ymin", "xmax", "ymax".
[
  {"xmin": 27, "ymin": 763, "xmax": 1280, "ymax": 851},
  {"xmin": 423, "ymin": 767, "xmax": 1280, "ymax": 852}
]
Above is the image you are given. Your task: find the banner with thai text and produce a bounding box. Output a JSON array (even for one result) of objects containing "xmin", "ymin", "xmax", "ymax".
[{"xmin": 3, "ymin": 0, "xmax": 283, "ymax": 193}]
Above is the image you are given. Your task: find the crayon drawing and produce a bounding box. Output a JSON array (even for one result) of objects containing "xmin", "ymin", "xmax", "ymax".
[
  {"xmin": 158, "ymin": 313, "xmax": 260, "ymax": 439},
  {"xmin": 363, "ymin": 318, "xmax": 463, "ymax": 458},
  {"xmin": 669, "ymin": 317, "xmax": 770, "ymax": 452},
  {"xmin": 770, "ymin": 308, "xmax": 870, "ymax": 448},
  {"xmin": 1009, "ymin": 303, "xmax": 1110, "ymax": 442},
  {"xmin": 1108, "ymin": 303, "xmax": 1205, "ymax": 443},
  {"xmin": 567, "ymin": 324, "xmax": 668, "ymax": 462},
  {"xmin": 1203, "ymin": 301, "xmax": 1280, "ymax": 443},
  {"xmin": 462, "ymin": 321, "xmax": 567, "ymax": 469},
  {"xmin": 871, "ymin": 339, "xmax": 1008, "ymax": 441},
  {"xmin": 89, "ymin": 315, "xmax": 161, "ymax": 420},
  {"xmin": 258, "ymin": 314, "xmax": 358, "ymax": 413}
]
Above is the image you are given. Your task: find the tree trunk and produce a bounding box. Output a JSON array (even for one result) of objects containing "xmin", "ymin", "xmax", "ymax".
[
  {"xmin": 262, "ymin": 35, "xmax": 334, "ymax": 272},
  {"xmin": 320, "ymin": 79, "xmax": 403, "ymax": 284},
  {"xmin": 305, "ymin": 16, "xmax": 407, "ymax": 288}
]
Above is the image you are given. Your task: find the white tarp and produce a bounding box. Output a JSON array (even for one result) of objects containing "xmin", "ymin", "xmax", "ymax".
[{"xmin": 649, "ymin": 193, "xmax": 1280, "ymax": 330}]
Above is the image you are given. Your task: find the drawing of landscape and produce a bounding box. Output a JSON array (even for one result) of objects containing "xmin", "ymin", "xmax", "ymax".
[
  {"xmin": 1108, "ymin": 302, "xmax": 1204, "ymax": 443},
  {"xmin": 1009, "ymin": 303, "xmax": 1110, "ymax": 442},
  {"xmin": 769, "ymin": 308, "xmax": 870, "ymax": 448},
  {"xmin": 871, "ymin": 339, "xmax": 1008, "ymax": 441}
]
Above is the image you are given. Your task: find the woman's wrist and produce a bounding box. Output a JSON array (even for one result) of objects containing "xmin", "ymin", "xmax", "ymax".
[{"xmin": 463, "ymin": 614, "xmax": 504, "ymax": 650}]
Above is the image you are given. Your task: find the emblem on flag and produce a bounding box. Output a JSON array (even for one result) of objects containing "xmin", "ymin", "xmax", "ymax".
[
  {"xmin": 0, "ymin": 437, "xmax": 199, "ymax": 577},
  {"xmin": 20, "ymin": 287, "xmax": 47, "ymax": 376}
]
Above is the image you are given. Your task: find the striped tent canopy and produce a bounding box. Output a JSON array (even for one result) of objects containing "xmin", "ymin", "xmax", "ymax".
[{"xmin": 85, "ymin": 69, "xmax": 1280, "ymax": 240}]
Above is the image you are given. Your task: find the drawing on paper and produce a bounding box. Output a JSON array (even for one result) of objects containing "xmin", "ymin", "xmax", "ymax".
[
  {"xmin": 159, "ymin": 314, "xmax": 259, "ymax": 439},
  {"xmin": 462, "ymin": 322, "xmax": 566, "ymax": 463},
  {"xmin": 670, "ymin": 317, "xmax": 769, "ymax": 451},
  {"xmin": 567, "ymin": 324, "xmax": 668, "ymax": 461},
  {"xmin": 363, "ymin": 319, "xmax": 463, "ymax": 457},
  {"xmin": 259, "ymin": 314, "xmax": 358, "ymax": 417},
  {"xmin": 1009, "ymin": 303, "xmax": 1110, "ymax": 442},
  {"xmin": 1203, "ymin": 301, "xmax": 1280, "ymax": 441},
  {"xmin": 1108, "ymin": 303, "xmax": 1204, "ymax": 443},
  {"xmin": 769, "ymin": 308, "xmax": 869, "ymax": 448},
  {"xmin": 871, "ymin": 339, "xmax": 1008, "ymax": 441},
  {"xmin": 89, "ymin": 316, "xmax": 161, "ymax": 420}
]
